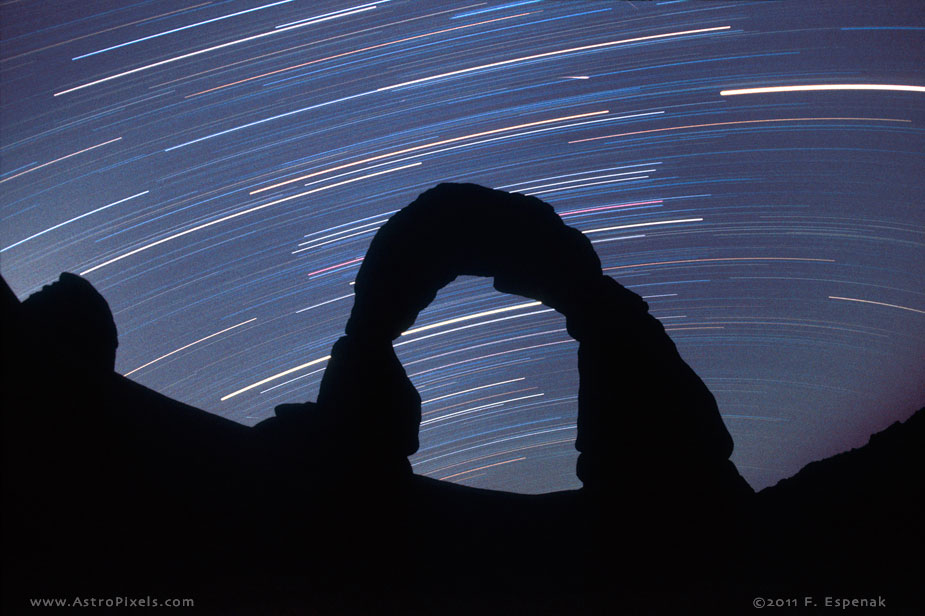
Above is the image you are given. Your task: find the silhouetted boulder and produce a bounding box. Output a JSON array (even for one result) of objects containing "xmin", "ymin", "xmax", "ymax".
[{"xmin": 21, "ymin": 272, "xmax": 118, "ymax": 373}]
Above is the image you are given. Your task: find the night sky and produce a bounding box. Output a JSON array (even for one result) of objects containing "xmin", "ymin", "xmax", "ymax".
[{"xmin": 2, "ymin": 1, "xmax": 922, "ymax": 493}]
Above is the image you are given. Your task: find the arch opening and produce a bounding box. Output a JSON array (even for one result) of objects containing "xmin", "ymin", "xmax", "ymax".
[{"xmin": 397, "ymin": 275, "xmax": 581, "ymax": 494}]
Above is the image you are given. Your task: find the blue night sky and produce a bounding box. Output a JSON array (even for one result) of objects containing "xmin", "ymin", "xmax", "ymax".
[{"xmin": 2, "ymin": 1, "xmax": 922, "ymax": 492}]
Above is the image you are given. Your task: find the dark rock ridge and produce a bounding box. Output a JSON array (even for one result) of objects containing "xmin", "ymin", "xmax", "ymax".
[
  {"xmin": 1, "ymin": 184, "xmax": 920, "ymax": 614},
  {"xmin": 753, "ymin": 409, "xmax": 923, "ymax": 604}
]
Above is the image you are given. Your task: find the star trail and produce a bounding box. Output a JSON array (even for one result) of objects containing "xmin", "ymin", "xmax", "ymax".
[{"xmin": 2, "ymin": 1, "xmax": 922, "ymax": 493}]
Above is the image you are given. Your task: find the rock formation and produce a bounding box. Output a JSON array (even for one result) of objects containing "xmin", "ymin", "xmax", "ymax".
[{"xmin": 1, "ymin": 184, "xmax": 920, "ymax": 614}]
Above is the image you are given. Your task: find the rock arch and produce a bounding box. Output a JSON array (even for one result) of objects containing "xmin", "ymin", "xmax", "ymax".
[{"xmin": 314, "ymin": 183, "xmax": 748, "ymax": 498}]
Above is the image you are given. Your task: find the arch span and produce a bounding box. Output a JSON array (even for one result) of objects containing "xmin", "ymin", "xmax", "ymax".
[{"xmin": 312, "ymin": 183, "xmax": 749, "ymax": 497}]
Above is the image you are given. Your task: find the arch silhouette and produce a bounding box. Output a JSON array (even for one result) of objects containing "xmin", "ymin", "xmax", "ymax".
[
  {"xmin": 347, "ymin": 182, "xmax": 603, "ymax": 341},
  {"xmin": 311, "ymin": 183, "xmax": 748, "ymax": 496}
]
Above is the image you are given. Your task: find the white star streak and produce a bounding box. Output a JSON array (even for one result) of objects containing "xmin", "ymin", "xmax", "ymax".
[
  {"xmin": 124, "ymin": 318, "xmax": 257, "ymax": 377},
  {"xmin": 395, "ymin": 310, "xmax": 555, "ymax": 348},
  {"xmin": 568, "ymin": 117, "xmax": 912, "ymax": 143},
  {"xmin": 71, "ymin": 0, "xmax": 296, "ymax": 60},
  {"xmin": 440, "ymin": 457, "xmax": 527, "ymax": 481},
  {"xmin": 297, "ymin": 219, "xmax": 386, "ymax": 244},
  {"xmin": 220, "ymin": 355, "xmax": 331, "ymax": 401},
  {"xmin": 720, "ymin": 84, "xmax": 925, "ymax": 96},
  {"xmin": 590, "ymin": 234, "xmax": 646, "ymax": 244},
  {"xmin": 496, "ymin": 163, "xmax": 661, "ymax": 190},
  {"xmin": 829, "ymin": 296, "xmax": 925, "ymax": 314},
  {"xmin": 2, "ymin": 191, "xmax": 148, "ymax": 253},
  {"xmin": 377, "ymin": 26, "xmax": 732, "ymax": 91},
  {"xmin": 274, "ymin": 1, "xmax": 390, "ymax": 28},
  {"xmin": 79, "ymin": 164, "xmax": 420, "ymax": 275},
  {"xmin": 526, "ymin": 175, "xmax": 651, "ymax": 195},
  {"xmin": 259, "ymin": 367, "xmax": 327, "ymax": 394},
  {"xmin": 291, "ymin": 227, "xmax": 380, "ymax": 254},
  {"xmin": 421, "ymin": 378, "xmax": 526, "ymax": 405},
  {"xmin": 582, "ymin": 218, "xmax": 703, "ymax": 234},
  {"xmin": 0, "ymin": 138, "xmax": 122, "ymax": 184},
  {"xmin": 402, "ymin": 301, "xmax": 543, "ymax": 335},
  {"xmin": 420, "ymin": 393, "xmax": 545, "ymax": 427},
  {"xmin": 295, "ymin": 293, "xmax": 354, "ymax": 314},
  {"xmin": 415, "ymin": 425, "xmax": 576, "ymax": 465},
  {"xmin": 54, "ymin": 8, "xmax": 376, "ymax": 96},
  {"xmin": 405, "ymin": 338, "xmax": 573, "ymax": 374},
  {"xmin": 250, "ymin": 111, "xmax": 611, "ymax": 194}
]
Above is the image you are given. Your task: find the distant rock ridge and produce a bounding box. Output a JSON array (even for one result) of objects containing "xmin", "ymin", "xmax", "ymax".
[
  {"xmin": 761, "ymin": 407, "xmax": 923, "ymax": 500},
  {"xmin": 751, "ymin": 407, "xmax": 923, "ymax": 605}
]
